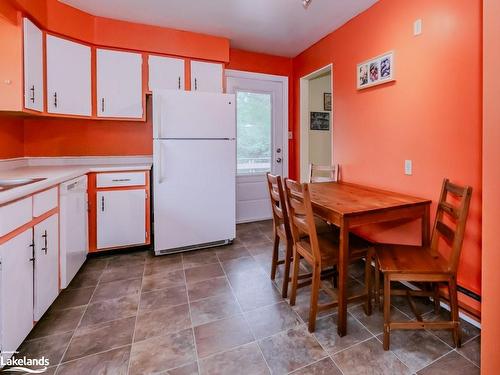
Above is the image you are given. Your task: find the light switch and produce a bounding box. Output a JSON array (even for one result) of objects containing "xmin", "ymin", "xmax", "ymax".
[
  {"xmin": 414, "ymin": 19, "xmax": 422, "ymax": 36},
  {"xmin": 404, "ymin": 160, "xmax": 413, "ymax": 175}
]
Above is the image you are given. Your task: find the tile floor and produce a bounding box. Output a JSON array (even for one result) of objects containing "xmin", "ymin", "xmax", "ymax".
[{"xmin": 16, "ymin": 220, "xmax": 481, "ymax": 374}]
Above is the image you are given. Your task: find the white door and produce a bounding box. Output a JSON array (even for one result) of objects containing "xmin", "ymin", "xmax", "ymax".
[
  {"xmin": 226, "ymin": 72, "xmax": 288, "ymax": 223},
  {"xmin": 97, "ymin": 49, "xmax": 143, "ymax": 118},
  {"xmin": 0, "ymin": 229, "xmax": 34, "ymax": 361},
  {"xmin": 149, "ymin": 55, "xmax": 185, "ymax": 91},
  {"xmin": 97, "ymin": 190, "xmax": 146, "ymax": 249},
  {"xmin": 153, "ymin": 139, "xmax": 235, "ymax": 252},
  {"xmin": 191, "ymin": 61, "xmax": 223, "ymax": 93},
  {"xmin": 34, "ymin": 214, "xmax": 59, "ymax": 321},
  {"xmin": 23, "ymin": 18, "xmax": 43, "ymax": 112},
  {"xmin": 153, "ymin": 90, "xmax": 235, "ymax": 139},
  {"xmin": 46, "ymin": 35, "xmax": 91, "ymax": 116}
]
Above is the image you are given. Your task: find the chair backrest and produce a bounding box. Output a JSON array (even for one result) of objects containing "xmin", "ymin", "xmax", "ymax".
[
  {"xmin": 430, "ymin": 178, "xmax": 473, "ymax": 273},
  {"xmin": 284, "ymin": 178, "xmax": 321, "ymax": 261},
  {"xmin": 266, "ymin": 173, "xmax": 291, "ymax": 239},
  {"xmin": 309, "ymin": 163, "xmax": 339, "ymax": 183}
]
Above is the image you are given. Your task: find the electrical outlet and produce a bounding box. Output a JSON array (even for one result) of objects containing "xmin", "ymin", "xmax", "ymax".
[
  {"xmin": 404, "ymin": 160, "xmax": 413, "ymax": 175},
  {"xmin": 414, "ymin": 19, "xmax": 422, "ymax": 36}
]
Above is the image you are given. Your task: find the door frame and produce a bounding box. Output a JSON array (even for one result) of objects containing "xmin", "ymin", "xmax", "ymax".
[
  {"xmin": 299, "ymin": 63, "xmax": 333, "ymax": 182},
  {"xmin": 225, "ymin": 69, "xmax": 289, "ymax": 178}
]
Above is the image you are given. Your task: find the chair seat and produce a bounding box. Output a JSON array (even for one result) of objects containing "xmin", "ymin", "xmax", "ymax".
[{"xmin": 377, "ymin": 244, "xmax": 449, "ymax": 275}]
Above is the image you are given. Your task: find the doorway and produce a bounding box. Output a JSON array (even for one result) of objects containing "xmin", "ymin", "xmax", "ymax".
[
  {"xmin": 299, "ymin": 65, "xmax": 333, "ymax": 182},
  {"xmin": 226, "ymin": 70, "xmax": 288, "ymax": 223}
]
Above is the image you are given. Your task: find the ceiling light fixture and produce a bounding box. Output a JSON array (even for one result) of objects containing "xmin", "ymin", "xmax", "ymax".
[{"xmin": 302, "ymin": 0, "xmax": 312, "ymax": 9}]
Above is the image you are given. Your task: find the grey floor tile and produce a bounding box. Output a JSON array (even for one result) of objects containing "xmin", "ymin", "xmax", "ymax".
[
  {"xmin": 17, "ymin": 331, "xmax": 72, "ymax": 366},
  {"xmin": 134, "ymin": 304, "xmax": 191, "ymax": 342},
  {"xmin": 458, "ymin": 336, "xmax": 480, "ymax": 366},
  {"xmin": 244, "ymin": 301, "xmax": 301, "ymax": 340},
  {"xmin": 258, "ymin": 325, "xmax": 326, "ymax": 375},
  {"xmin": 183, "ymin": 250, "xmax": 219, "ymax": 269},
  {"xmin": 417, "ymin": 350, "xmax": 479, "ymax": 375},
  {"xmin": 194, "ymin": 314, "xmax": 254, "ymax": 358},
  {"xmin": 28, "ymin": 306, "xmax": 86, "ymax": 339},
  {"xmin": 187, "ymin": 276, "xmax": 232, "ymax": 302},
  {"xmin": 234, "ymin": 281, "xmax": 282, "ymax": 312},
  {"xmin": 291, "ymin": 357, "xmax": 343, "ymax": 375},
  {"xmin": 166, "ymin": 362, "xmax": 199, "ymax": 375},
  {"xmin": 140, "ymin": 285, "xmax": 188, "ymax": 312},
  {"xmin": 349, "ymin": 303, "xmax": 409, "ymax": 335},
  {"xmin": 144, "ymin": 254, "xmax": 183, "ymax": 276},
  {"xmin": 199, "ymin": 342, "xmax": 270, "ymax": 375},
  {"xmin": 216, "ymin": 246, "xmax": 251, "ymax": 262},
  {"xmin": 80, "ymin": 294, "xmax": 139, "ymax": 327},
  {"xmin": 63, "ymin": 316, "xmax": 135, "ymax": 362},
  {"xmin": 129, "ymin": 328, "xmax": 196, "ymax": 375},
  {"xmin": 56, "ymin": 345, "xmax": 131, "ymax": 375},
  {"xmin": 100, "ymin": 264, "xmax": 144, "ymax": 283},
  {"xmin": 185, "ymin": 263, "xmax": 225, "ymax": 285},
  {"xmin": 50, "ymin": 286, "xmax": 95, "ymax": 311},
  {"xmin": 67, "ymin": 270, "xmax": 102, "ymax": 289},
  {"xmin": 190, "ymin": 293, "xmax": 241, "ymax": 326},
  {"xmin": 90, "ymin": 277, "xmax": 142, "ymax": 303},
  {"xmin": 142, "ymin": 269, "xmax": 185, "ymax": 292}
]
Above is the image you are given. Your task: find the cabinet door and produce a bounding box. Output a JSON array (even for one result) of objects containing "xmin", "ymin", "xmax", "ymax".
[
  {"xmin": 97, "ymin": 49, "xmax": 143, "ymax": 118},
  {"xmin": 34, "ymin": 214, "xmax": 59, "ymax": 321},
  {"xmin": 191, "ymin": 61, "xmax": 223, "ymax": 93},
  {"xmin": 0, "ymin": 229, "xmax": 34, "ymax": 361},
  {"xmin": 148, "ymin": 55, "xmax": 184, "ymax": 91},
  {"xmin": 97, "ymin": 190, "xmax": 146, "ymax": 249},
  {"xmin": 23, "ymin": 18, "xmax": 43, "ymax": 112},
  {"xmin": 46, "ymin": 35, "xmax": 92, "ymax": 116}
]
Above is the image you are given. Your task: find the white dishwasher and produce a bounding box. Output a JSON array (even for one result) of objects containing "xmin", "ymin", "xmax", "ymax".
[{"xmin": 60, "ymin": 175, "xmax": 88, "ymax": 288}]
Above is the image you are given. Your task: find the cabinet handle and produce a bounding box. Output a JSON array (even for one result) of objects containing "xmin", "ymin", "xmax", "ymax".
[
  {"xmin": 30, "ymin": 85, "xmax": 35, "ymax": 103},
  {"xmin": 178, "ymin": 76, "xmax": 181, "ymax": 90},
  {"xmin": 41, "ymin": 230, "xmax": 48, "ymax": 255},
  {"xmin": 101, "ymin": 196, "xmax": 105, "ymax": 212},
  {"xmin": 53, "ymin": 92, "xmax": 57, "ymax": 108},
  {"xmin": 29, "ymin": 241, "xmax": 35, "ymax": 262},
  {"xmin": 194, "ymin": 78, "xmax": 197, "ymax": 91},
  {"xmin": 101, "ymin": 98, "xmax": 105, "ymax": 113},
  {"xmin": 111, "ymin": 178, "xmax": 131, "ymax": 182}
]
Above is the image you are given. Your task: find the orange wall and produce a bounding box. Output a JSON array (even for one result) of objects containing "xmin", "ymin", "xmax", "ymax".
[
  {"xmin": 0, "ymin": 117, "xmax": 24, "ymax": 158},
  {"xmin": 292, "ymin": 0, "xmax": 482, "ymax": 306},
  {"xmin": 481, "ymin": 0, "xmax": 500, "ymax": 372}
]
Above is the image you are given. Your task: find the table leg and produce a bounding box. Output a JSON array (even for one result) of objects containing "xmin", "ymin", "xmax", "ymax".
[
  {"xmin": 422, "ymin": 205, "xmax": 431, "ymax": 246},
  {"xmin": 337, "ymin": 219, "xmax": 349, "ymax": 337}
]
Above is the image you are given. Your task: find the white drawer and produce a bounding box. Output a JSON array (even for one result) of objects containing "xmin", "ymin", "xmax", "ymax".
[
  {"xmin": 33, "ymin": 187, "xmax": 58, "ymax": 217},
  {"xmin": 0, "ymin": 197, "xmax": 33, "ymax": 237},
  {"xmin": 96, "ymin": 172, "xmax": 146, "ymax": 188}
]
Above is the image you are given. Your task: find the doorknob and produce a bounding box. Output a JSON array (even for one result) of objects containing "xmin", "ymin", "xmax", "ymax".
[
  {"xmin": 276, "ymin": 158, "xmax": 282, "ymax": 163},
  {"xmin": 276, "ymin": 148, "xmax": 281, "ymax": 153}
]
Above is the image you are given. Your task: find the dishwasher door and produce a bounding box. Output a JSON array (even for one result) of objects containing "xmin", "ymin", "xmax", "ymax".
[{"xmin": 60, "ymin": 175, "xmax": 88, "ymax": 288}]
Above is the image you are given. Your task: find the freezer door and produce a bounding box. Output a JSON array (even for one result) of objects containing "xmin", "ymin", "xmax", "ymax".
[
  {"xmin": 153, "ymin": 90, "xmax": 235, "ymax": 139},
  {"xmin": 153, "ymin": 139, "xmax": 236, "ymax": 252}
]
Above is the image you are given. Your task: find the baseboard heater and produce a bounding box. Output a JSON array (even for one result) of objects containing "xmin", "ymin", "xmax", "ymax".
[{"xmin": 156, "ymin": 239, "xmax": 233, "ymax": 255}]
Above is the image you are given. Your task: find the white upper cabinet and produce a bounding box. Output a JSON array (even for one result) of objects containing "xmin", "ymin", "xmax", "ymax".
[
  {"xmin": 23, "ymin": 18, "xmax": 43, "ymax": 112},
  {"xmin": 97, "ymin": 49, "xmax": 143, "ymax": 118},
  {"xmin": 46, "ymin": 35, "xmax": 91, "ymax": 116},
  {"xmin": 190, "ymin": 61, "xmax": 223, "ymax": 93},
  {"xmin": 148, "ymin": 55, "xmax": 185, "ymax": 91}
]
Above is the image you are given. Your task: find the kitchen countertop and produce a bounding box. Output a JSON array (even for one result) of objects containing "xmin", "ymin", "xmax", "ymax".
[{"xmin": 0, "ymin": 163, "xmax": 152, "ymax": 205}]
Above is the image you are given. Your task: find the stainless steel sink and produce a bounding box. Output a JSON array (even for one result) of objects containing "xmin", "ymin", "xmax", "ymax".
[{"xmin": 0, "ymin": 178, "xmax": 46, "ymax": 191}]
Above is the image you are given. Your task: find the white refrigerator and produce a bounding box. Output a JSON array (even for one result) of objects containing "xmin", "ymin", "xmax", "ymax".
[{"xmin": 152, "ymin": 90, "xmax": 236, "ymax": 255}]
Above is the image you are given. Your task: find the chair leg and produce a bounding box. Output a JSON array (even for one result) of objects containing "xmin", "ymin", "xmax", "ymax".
[
  {"xmin": 433, "ymin": 282, "xmax": 441, "ymax": 314},
  {"xmin": 308, "ymin": 264, "xmax": 321, "ymax": 332},
  {"xmin": 449, "ymin": 277, "xmax": 462, "ymax": 348},
  {"xmin": 281, "ymin": 241, "xmax": 293, "ymax": 298},
  {"xmin": 364, "ymin": 249, "xmax": 374, "ymax": 316},
  {"xmin": 270, "ymin": 233, "xmax": 280, "ymax": 280},
  {"xmin": 383, "ymin": 273, "xmax": 391, "ymax": 350},
  {"xmin": 289, "ymin": 247, "xmax": 300, "ymax": 306},
  {"xmin": 374, "ymin": 260, "xmax": 381, "ymax": 310}
]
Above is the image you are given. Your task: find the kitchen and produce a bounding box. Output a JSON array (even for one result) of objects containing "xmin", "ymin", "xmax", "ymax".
[{"xmin": 0, "ymin": 0, "xmax": 497, "ymax": 374}]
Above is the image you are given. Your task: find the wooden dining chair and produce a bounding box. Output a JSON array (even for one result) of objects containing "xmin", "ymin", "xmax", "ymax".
[
  {"xmin": 284, "ymin": 178, "xmax": 375, "ymax": 332},
  {"xmin": 309, "ymin": 163, "xmax": 339, "ymax": 183},
  {"xmin": 266, "ymin": 173, "xmax": 294, "ymax": 298},
  {"xmin": 376, "ymin": 178, "xmax": 472, "ymax": 350}
]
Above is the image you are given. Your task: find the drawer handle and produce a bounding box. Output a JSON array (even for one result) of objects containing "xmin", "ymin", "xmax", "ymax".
[
  {"xmin": 178, "ymin": 76, "xmax": 181, "ymax": 90},
  {"xmin": 101, "ymin": 196, "xmax": 105, "ymax": 212},
  {"xmin": 53, "ymin": 92, "xmax": 57, "ymax": 108},
  {"xmin": 30, "ymin": 85, "xmax": 35, "ymax": 103},
  {"xmin": 194, "ymin": 78, "xmax": 197, "ymax": 91},
  {"xmin": 41, "ymin": 230, "xmax": 48, "ymax": 255},
  {"xmin": 111, "ymin": 178, "xmax": 132, "ymax": 182},
  {"xmin": 101, "ymin": 98, "xmax": 105, "ymax": 113}
]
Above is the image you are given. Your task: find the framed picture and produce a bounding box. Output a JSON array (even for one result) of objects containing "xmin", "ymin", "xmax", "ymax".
[
  {"xmin": 310, "ymin": 112, "xmax": 330, "ymax": 131},
  {"xmin": 324, "ymin": 93, "xmax": 332, "ymax": 111},
  {"xmin": 357, "ymin": 51, "xmax": 395, "ymax": 90}
]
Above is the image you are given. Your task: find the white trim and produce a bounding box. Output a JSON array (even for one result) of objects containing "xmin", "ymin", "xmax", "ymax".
[
  {"xmin": 225, "ymin": 69, "xmax": 289, "ymax": 178},
  {"xmin": 299, "ymin": 63, "xmax": 333, "ymax": 182}
]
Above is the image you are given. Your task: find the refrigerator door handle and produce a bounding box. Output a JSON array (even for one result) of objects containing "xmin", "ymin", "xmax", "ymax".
[{"xmin": 158, "ymin": 142, "xmax": 165, "ymax": 184}]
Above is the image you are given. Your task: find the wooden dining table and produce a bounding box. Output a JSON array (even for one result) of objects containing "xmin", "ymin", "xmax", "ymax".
[{"xmin": 308, "ymin": 181, "xmax": 432, "ymax": 336}]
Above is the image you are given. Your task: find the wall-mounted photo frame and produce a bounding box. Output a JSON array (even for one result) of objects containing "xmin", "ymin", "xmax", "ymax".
[
  {"xmin": 357, "ymin": 51, "xmax": 395, "ymax": 90},
  {"xmin": 324, "ymin": 93, "xmax": 332, "ymax": 111},
  {"xmin": 310, "ymin": 112, "xmax": 330, "ymax": 131}
]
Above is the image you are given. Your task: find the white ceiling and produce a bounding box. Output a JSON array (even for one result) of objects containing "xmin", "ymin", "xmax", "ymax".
[{"xmin": 59, "ymin": 0, "xmax": 378, "ymax": 57}]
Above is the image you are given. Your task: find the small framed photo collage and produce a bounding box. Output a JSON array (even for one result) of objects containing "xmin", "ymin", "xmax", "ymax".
[{"xmin": 357, "ymin": 51, "xmax": 395, "ymax": 90}]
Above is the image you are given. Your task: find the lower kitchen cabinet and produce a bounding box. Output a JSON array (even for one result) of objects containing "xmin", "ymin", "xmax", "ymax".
[
  {"xmin": 0, "ymin": 229, "xmax": 34, "ymax": 361},
  {"xmin": 33, "ymin": 214, "xmax": 59, "ymax": 321}
]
